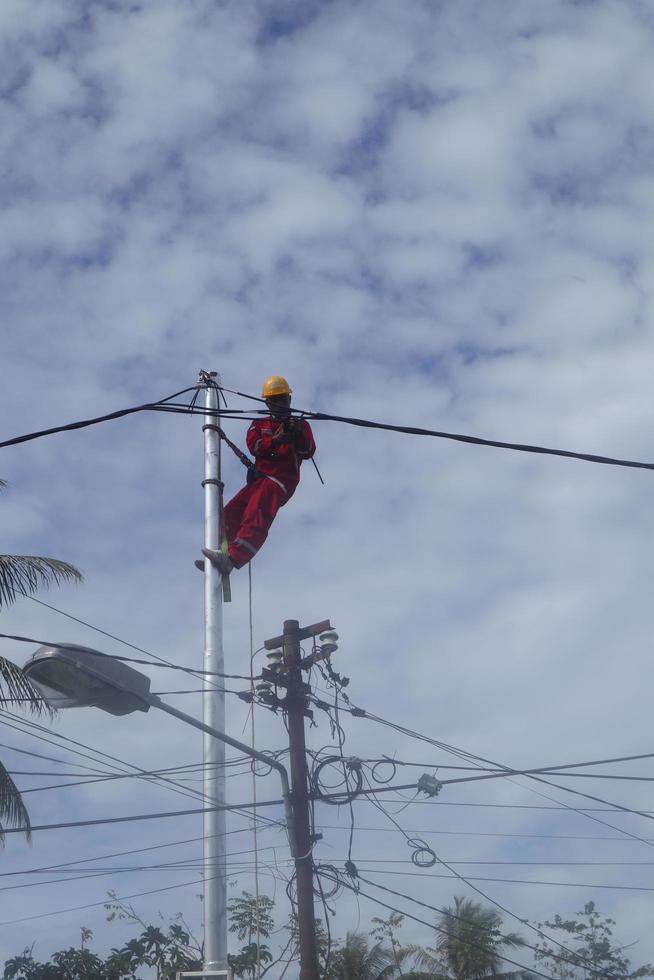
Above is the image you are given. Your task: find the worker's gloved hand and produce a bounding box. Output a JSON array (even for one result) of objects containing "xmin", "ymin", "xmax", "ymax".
[{"xmin": 271, "ymin": 425, "xmax": 291, "ymax": 445}]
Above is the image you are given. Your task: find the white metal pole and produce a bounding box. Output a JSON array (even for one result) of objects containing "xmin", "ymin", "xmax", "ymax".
[{"xmin": 202, "ymin": 377, "xmax": 227, "ymax": 971}]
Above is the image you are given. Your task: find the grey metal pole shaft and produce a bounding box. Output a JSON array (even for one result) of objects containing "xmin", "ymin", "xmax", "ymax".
[
  {"xmin": 145, "ymin": 694, "xmax": 296, "ymax": 852},
  {"xmin": 284, "ymin": 620, "xmax": 320, "ymax": 980},
  {"xmin": 203, "ymin": 379, "xmax": 226, "ymax": 971}
]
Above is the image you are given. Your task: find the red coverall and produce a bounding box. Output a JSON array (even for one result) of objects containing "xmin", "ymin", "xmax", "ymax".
[{"xmin": 223, "ymin": 417, "xmax": 316, "ymax": 568}]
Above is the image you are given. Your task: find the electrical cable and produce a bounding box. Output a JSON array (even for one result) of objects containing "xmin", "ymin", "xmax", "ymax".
[
  {"xmin": 0, "ymin": 823, "xmax": 283, "ymax": 881},
  {"xmin": 11, "ymin": 604, "xmax": 257, "ymax": 681},
  {"xmin": 312, "ymin": 661, "xmax": 633, "ymax": 978},
  {"xmin": 359, "ymin": 779, "xmax": 622, "ymax": 980},
  {"xmin": 317, "ymin": 869, "xmax": 559, "ymax": 980},
  {"xmin": 315, "ymin": 823, "xmax": 654, "ymax": 841},
  {"xmin": 0, "ymin": 844, "xmax": 287, "ymax": 895},
  {"xmin": 0, "ymin": 386, "xmax": 199, "ymax": 451},
  {"xmin": 0, "ymin": 796, "xmax": 286, "ymax": 836},
  {"xmin": 0, "ymin": 712, "xmax": 214, "ymax": 808},
  {"xmin": 343, "ymin": 706, "xmax": 654, "ymax": 846},
  {"xmin": 0, "ymin": 865, "xmax": 283, "ymax": 928},
  {"xmin": 15, "ymin": 756, "xmax": 269, "ymax": 795},
  {"xmin": 154, "ymin": 387, "xmax": 654, "ymax": 474}
]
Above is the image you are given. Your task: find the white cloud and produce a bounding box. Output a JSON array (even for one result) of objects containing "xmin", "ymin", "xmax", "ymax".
[{"xmin": 2, "ymin": 0, "xmax": 654, "ymax": 970}]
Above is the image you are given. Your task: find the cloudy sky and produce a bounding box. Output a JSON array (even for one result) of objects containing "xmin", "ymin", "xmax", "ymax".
[{"xmin": 2, "ymin": 0, "xmax": 654, "ymax": 971}]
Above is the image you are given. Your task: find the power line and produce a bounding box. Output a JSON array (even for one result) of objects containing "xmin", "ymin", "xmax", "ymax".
[
  {"xmin": 0, "ymin": 866, "xmax": 281, "ymax": 928},
  {"xmin": 0, "ymin": 713, "xmax": 212, "ymax": 808},
  {"xmin": 14, "ymin": 602, "xmax": 256, "ymax": 681},
  {"xmin": 361, "ymin": 866, "xmax": 654, "ymax": 893},
  {"xmin": 350, "ymin": 872, "xmax": 627, "ymax": 980},
  {"xmin": 0, "ymin": 796, "xmax": 285, "ymax": 836},
  {"xmin": 317, "ymin": 870, "xmax": 559, "ymax": 980},
  {"xmin": 315, "ymin": 823, "xmax": 654, "ymax": 842},
  {"xmin": 299, "ymin": 409, "xmax": 654, "ymax": 472},
  {"xmin": 0, "ymin": 845, "xmax": 286, "ymax": 894},
  {"xmin": 6, "ymin": 381, "xmax": 654, "ymax": 474},
  {"xmin": 0, "ymin": 386, "xmax": 198, "ymax": 451},
  {"xmin": 359, "ymin": 776, "xmax": 621, "ymax": 979},
  {"xmin": 343, "ymin": 706, "xmax": 654, "ymax": 845},
  {"xmin": 0, "ymin": 823, "xmax": 284, "ymax": 880}
]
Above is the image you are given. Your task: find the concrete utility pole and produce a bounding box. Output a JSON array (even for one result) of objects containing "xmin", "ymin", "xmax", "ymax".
[
  {"xmin": 264, "ymin": 617, "xmax": 333, "ymax": 980},
  {"xmin": 201, "ymin": 372, "xmax": 227, "ymax": 972}
]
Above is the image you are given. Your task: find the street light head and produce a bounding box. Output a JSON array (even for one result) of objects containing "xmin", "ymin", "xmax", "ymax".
[{"xmin": 23, "ymin": 644, "xmax": 152, "ymax": 716}]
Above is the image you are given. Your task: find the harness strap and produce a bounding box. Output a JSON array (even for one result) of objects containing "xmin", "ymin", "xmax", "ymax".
[{"xmin": 203, "ymin": 423, "xmax": 261, "ymax": 477}]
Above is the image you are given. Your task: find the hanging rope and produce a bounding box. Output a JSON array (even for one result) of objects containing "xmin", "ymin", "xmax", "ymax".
[{"xmin": 248, "ymin": 562, "xmax": 262, "ymax": 980}]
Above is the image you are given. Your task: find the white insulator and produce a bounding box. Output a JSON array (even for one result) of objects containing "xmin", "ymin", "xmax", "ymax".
[
  {"xmin": 319, "ymin": 642, "xmax": 338, "ymax": 657},
  {"xmin": 319, "ymin": 631, "xmax": 339, "ymax": 644}
]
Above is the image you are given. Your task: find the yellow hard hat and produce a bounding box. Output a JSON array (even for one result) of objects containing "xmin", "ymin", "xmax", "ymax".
[{"xmin": 261, "ymin": 375, "xmax": 292, "ymax": 398}]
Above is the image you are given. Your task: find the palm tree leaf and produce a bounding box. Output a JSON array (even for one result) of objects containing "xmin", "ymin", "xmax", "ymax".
[
  {"xmin": 0, "ymin": 758, "xmax": 31, "ymax": 842},
  {"xmin": 0, "ymin": 555, "xmax": 82, "ymax": 609},
  {"xmin": 0, "ymin": 656, "xmax": 53, "ymax": 717}
]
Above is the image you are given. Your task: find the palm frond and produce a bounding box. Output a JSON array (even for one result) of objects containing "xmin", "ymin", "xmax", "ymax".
[
  {"xmin": 0, "ymin": 656, "xmax": 53, "ymax": 717},
  {"xmin": 405, "ymin": 945, "xmax": 444, "ymax": 975},
  {"xmin": 0, "ymin": 759, "xmax": 31, "ymax": 843},
  {"xmin": 0, "ymin": 555, "xmax": 82, "ymax": 609}
]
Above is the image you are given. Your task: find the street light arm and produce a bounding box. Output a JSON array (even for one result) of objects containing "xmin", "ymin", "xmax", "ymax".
[{"xmin": 146, "ymin": 694, "xmax": 298, "ymax": 856}]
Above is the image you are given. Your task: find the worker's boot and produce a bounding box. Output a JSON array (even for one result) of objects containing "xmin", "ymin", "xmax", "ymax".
[{"xmin": 194, "ymin": 548, "xmax": 234, "ymax": 575}]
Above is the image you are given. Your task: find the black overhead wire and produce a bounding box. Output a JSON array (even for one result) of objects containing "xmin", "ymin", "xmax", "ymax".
[
  {"xmin": 0, "ymin": 796, "xmax": 286, "ymax": 837},
  {"xmin": 14, "ymin": 756, "xmax": 268, "ymax": 796},
  {"xmin": 4, "ymin": 379, "xmax": 654, "ymax": 473},
  {"xmin": 0, "ymin": 865, "xmax": 285, "ymax": 929},
  {"xmin": 0, "ymin": 823, "xmax": 283, "ymax": 882},
  {"xmin": 316, "ymin": 868, "xmax": 559, "ymax": 980},
  {"xmin": 361, "ymin": 750, "xmax": 654, "ymax": 778},
  {"xmin": 316, "ymin": 822, "xmax": 654, "ymax": 842},
  {"xmin": 325, "ymin": 863, "xmax": 627, "ymax": 980},
  {"xmin": 0, "ymin": 711, "xmax": 288, "ymax": 839},
  {"xmin": 341, "ymin": 704, "xmax": 654, "ymax": 847},
  {"xmin": 0, "ymin": 386, "xmax": 199, "ymax": 450},
  {"xmin": 19, "ymin": 596, "xmax": 257, "ymax": 681},
  {"xmin": 0, "ymin": 710, "xmax": 283, "ymax": 837},
  {"xmin": 158, "ymin": 387, "xmax": 654, "ymax": 473},
  {"xmin": 0, "ymin": 711, "xmax": 214, "ymax": 809},
  {"xmin": 0, "ymin": 845, "xmax": 285, "ymax": 895},
  {"xmin": 315, "ymin": 670, "xmax": 630, "ymax": 980},
  {"xmin": 358, "ymin": 868, "xmax": 654, "ymax": 893}
]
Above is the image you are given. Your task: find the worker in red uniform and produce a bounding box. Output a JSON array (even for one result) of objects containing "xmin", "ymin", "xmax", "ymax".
[{"xmin": 198, "ymin": 375, "xmax": 316, "ymax": 575}]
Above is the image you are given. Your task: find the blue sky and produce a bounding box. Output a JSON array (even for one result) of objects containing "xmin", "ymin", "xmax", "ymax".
[{"xmin": 2, "ymin": 0, "xmax": 654, "ymax": 970}]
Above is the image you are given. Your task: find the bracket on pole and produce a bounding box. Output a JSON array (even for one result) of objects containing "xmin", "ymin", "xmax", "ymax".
[{"xmin": 264, "ymin": 619, "xmax": 332, "ymax": 650}]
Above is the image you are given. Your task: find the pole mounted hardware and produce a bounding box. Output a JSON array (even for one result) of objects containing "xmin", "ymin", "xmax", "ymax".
[{"xmin": 417, "ymin": 773, "xmax": 443, "ymax": 797}]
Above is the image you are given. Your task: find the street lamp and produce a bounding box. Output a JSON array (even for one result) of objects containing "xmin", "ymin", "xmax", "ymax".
[{"xmin": 22, "ymin": 643, "xmax": 297, "ymax": 971}]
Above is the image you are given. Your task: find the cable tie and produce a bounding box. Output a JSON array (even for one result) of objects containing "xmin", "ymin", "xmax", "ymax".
[{"xmin": 201, "ymin": 478, "xmax": 224, "ymax": 489}]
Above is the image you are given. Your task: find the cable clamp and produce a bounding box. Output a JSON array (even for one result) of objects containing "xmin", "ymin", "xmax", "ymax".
[
  {"xmin": 202, "ymin": 424, "xmax": 223, "ymax": 434},
  {"xmin": 417, "ymin": 773, "xmax": 443, "ymax": 797},
  {"xmin": 201, "ymin": 478, "xmax": 225, "ymax": 490},
  {"xmin": 344, "ymin": 859, "xmax": 358, "ymax": 879}
]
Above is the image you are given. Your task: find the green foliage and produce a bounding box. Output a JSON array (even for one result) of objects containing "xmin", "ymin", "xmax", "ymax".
[
  {"xmin": 533, "ymin": 901, "xmax": 654, "ymax": 980},
  {"xmin": 0, "ymin": 555, "xmax": 82, "ymax": 611},
  {"xmin": 227, "ymin": 891, "xmax": 275, "ymax": 980},
  {"xmin": 228, "ymin": 891, "xmax": 275, "ymax": 943},
  {"xmin": 408, "ymin": 895, "xmax": 525, "ymax": 980},
  {"xmin": 0, "ymin": 482, "xmax": 83, "ymax": 841},
  {"xmin": 324, "ymin": 931, "xmax": 398, "ymax": 980}
]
